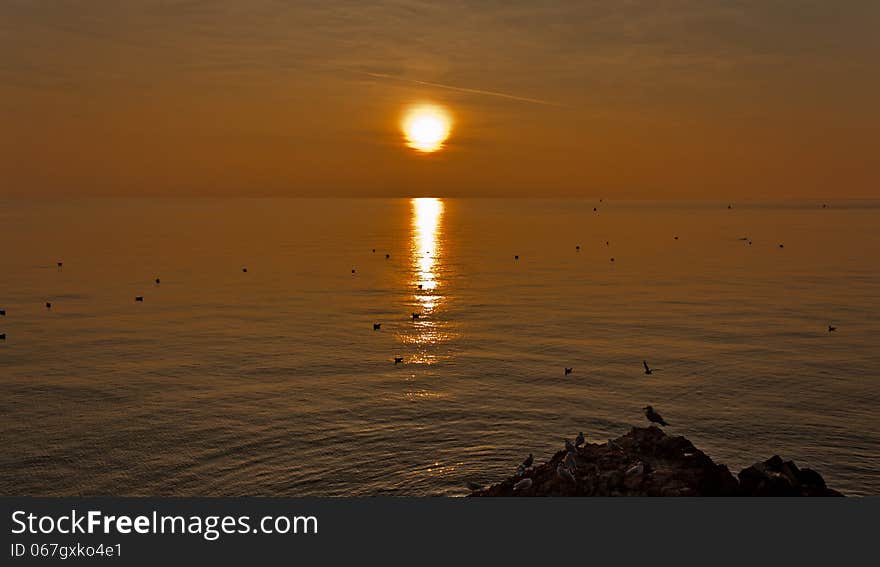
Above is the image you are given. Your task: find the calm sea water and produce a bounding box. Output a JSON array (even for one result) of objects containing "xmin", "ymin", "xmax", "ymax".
[{"xmin": 1, "ymin": 198, "xmax": 878, "ymax": 496}]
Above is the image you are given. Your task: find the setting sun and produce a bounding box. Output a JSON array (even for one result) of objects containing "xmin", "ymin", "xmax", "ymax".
[{"xmin": 401, "ymin": 104, "xmax": 452, "ymax": 153}]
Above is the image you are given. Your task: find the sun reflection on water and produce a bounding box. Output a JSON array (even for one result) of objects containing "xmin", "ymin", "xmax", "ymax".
[
  {"xmin": 406, "ymin": 198, "xmax": 448, "ymax": 356},
  {"xmin": 411, "ymin": 198, "xmax": 444, "ymax": 313}
]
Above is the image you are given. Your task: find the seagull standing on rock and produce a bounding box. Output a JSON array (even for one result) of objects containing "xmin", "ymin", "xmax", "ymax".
[
  {"xmin": 557, "ymin": 463, "xmax": 576, "ymax": 485},
  {"xmin": 575, "ymin": 432, "xmax": 585, "ymax": 447},
  {"xmin": 643, "ymin": 405, "xmax": 669, "ymax": 427},
  {"xmin": 564, "ymin": 452, "xmax": 578, "ymax": 472}
]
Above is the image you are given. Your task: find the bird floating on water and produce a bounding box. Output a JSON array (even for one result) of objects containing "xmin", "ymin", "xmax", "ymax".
[
  {"xmin": 394, "ymin": 357, "xmax": 403, "ymax": 364},
  {"xmin": 135, "ymin": 296, "xmax": 144, "ymax": 302},
  {"xmin": 155, "ymin": 277, "xmax": 160, "ymax": 285},
  {"xmin": 418, "ymin": 284, "xmax": 423, "ymax": 290},
  {"xmin": 564, "ymin": 367, "xmax": 573, "ymax": 375},
  {"xmin": 575, "ymin": 245, "xmax": 581, "ymax": 251},
  {"xmin": 373, "ymin": 323, "xmax": 381, "ymax": 330},
  {"xmin": 514, "ymin": 255, "xmax": 519, "ymax": 260},
  {"xmin": 242, "ymin": 267, "xmax": 248, "ymax": 273},
  {"xmin": 575, "ymin": 432, "xmax": 585, "ymax": 447},
  {"xmin": 0, "ymin": 333, "xmax": 5, "ymax": 340},
  {"xmin": 56, "ymin": 261, "xmax": 63, "ymax": 270},
  {"xmin": 643, "ymin": 360, "xmax": 654, "ymax": 375},
  {"xmin": 351, "ymin": 268, "xmax": 356, "ymax": 274},
  {"xmin": 0, "ymin": 309, "xmax": 5, "ymax": 316},
  {"xmin": 828, "ymin": 325, "xmax": 837, "ymax": 332},
  {"xmin": 385, "ymin": 253, "xmax": 390, "ymax": 259},
  {"xmin": 644, "ymin": 405, "xmax": 668, "ymax": 427},
  {"xmin": 513, "ymin": 478, "xmax": 533, "ymax": 491},
  {"xmin": 411, "ymin": 312, "xmax": 420, "ymax": 320},
  {"xmin": 778, "ymin": 244, "xmax": 785, "ymax": 249},
  {"xmin": 45, "ymin": 302, "xmax": 52, "ymax": 310}
]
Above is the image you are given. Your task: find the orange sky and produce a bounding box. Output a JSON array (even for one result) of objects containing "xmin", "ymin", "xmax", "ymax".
[{"xmin": 1, "ymin": 1, "xmax": 878, "ymax": 199}]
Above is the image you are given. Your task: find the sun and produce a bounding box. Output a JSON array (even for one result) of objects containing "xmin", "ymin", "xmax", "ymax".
[{"xmin": 401, "ymin": 104, "xmax": 452, "ymax": 153}]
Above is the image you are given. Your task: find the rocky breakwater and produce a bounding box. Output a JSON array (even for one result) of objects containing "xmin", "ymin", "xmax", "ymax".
[{"xmin": 470, "ymin": 426, "xmax": 842, "ymax": 497}]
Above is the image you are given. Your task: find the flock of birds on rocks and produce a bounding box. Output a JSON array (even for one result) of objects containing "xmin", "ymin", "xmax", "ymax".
[{"xmin": 495, "ymin": 406, "xmax": 671, "ymax": 493}]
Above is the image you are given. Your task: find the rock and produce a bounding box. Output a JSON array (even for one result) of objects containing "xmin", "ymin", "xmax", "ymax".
[{"xmin": 471, "ymin": 427, "xmax": 843, "ymax": 497}]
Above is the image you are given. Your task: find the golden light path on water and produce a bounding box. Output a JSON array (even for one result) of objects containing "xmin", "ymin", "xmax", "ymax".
[
  {"xmin": 412, "ymin": 197, "xmax": 443, "ymax": 309},
  {"xmin": 406, "ymin": 197, "xmax": 446, "ymax": 357}
]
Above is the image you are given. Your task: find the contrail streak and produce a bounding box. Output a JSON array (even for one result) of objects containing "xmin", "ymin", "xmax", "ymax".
[{"xmin": 358, "ymin": 71, "xmax": 564, "ymax": 107}]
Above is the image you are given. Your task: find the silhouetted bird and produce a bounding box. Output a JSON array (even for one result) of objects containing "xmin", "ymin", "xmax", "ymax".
[
  {"xmin": 373, "ymin": 323, "xmax": 381, "ymax": 330},
  {"xmin": 727, "ymin": 204, "xmax": 733, "ymax": 209},
  {"xmin": 411, "ymin": 312, "xmax": 420, "ymax": 320},
  {"xmin": 242, "ymin": 267, "xmax": 248, "ymax": 273},
  {"xmin": 513, "ymin": 478, "xmax": 533, "ymax": 491},
  {"xmin": 575, "ymin": 432, "xmax": 585, "ymax": 447},
  {"xmin": 155, "ymin": 277, "xmax": 160, "ymax": 285},
  {"xmin": 674, "ymin": 236, "xmax": 679, "ymax": 240},
  {"xmin": 643, "ymin": 405, "xmax": 668, "ymax": 427},
  {"xmin": 135, "ymin": 296, "xmax": 144, "ymax": 302},
  {"xmin": 643, "ymin": 360, "xmax": 653, "ymax": 375},
  {"xmin": 564, "ymin": 367, "xmax": 573, "ymax": 375},
  {"xmin": 557, "ymin": 463, "xmax": 576, "ymax": 485},
  {"xmin": 418, "ymin": 284, "xmax": 423, "ymax": 290},
  {"xmin": 394, "ymin": 357, "xmax": 404, "ymax": 364},
  {"xmin": 593, "ymin": 207, "xmax": 598, "ymax": 212},
  {"xmin": 610, "ymin": 257, "xmax": 615, "ymax": 263},
  {"xmin": 605, "ymin": 241, "xmax": 610, "ymax": 246},
  {"xmin": 351, "ymin": 268, "xmax": 356, "ymax": 274},
  {"xmin": 564, "ymin": 452, "xmax": 578, "ymax": 472},
  {"xmin": 514, "ymin": 255, "xmax": 519, "ymax": 260},
  {"xmin": 57, "ymin": 261, "xmax": 63, "ymax": 270},
  {"xmin": 372, "ymin": 248, "xmax": 376, "ymax": 253},
  {"xmin": 0, "ymin": 333, "xmax": 5, "ymax": 340},
  {"xmin": 779, "ymin": 244, "xmax": 784, "ymax": 249},
  {"xmin": 828, "ymin": 325, "xmax": 837, "ymax": 332},
  {"xmin": 385, "ymin": 253, "xmax": 390, "ymax": 259},
  {"xmin": 0, "ymin": 309, "xmax": 5, "ymax": 316},
  {"xmin": 576, "ymin": 245, "xmax": 581, "ymax": 251},
  {"xmin": 522, "ymin": 453, "xmax": 533, "ymax": 468},
  {"xmin": 45, "ymin": 302, "xmax": 52, "ymax": 310}
]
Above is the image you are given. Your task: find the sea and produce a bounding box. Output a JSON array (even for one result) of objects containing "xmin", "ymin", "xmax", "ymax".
[{"xmin": 1, "ymin": 198, "xmax": 878, "ymax": 496}]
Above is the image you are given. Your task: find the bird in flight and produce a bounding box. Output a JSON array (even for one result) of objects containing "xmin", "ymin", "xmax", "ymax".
[{"xmin": 643, "ymin": 360, "xmax": 654, "ymax": 375}]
